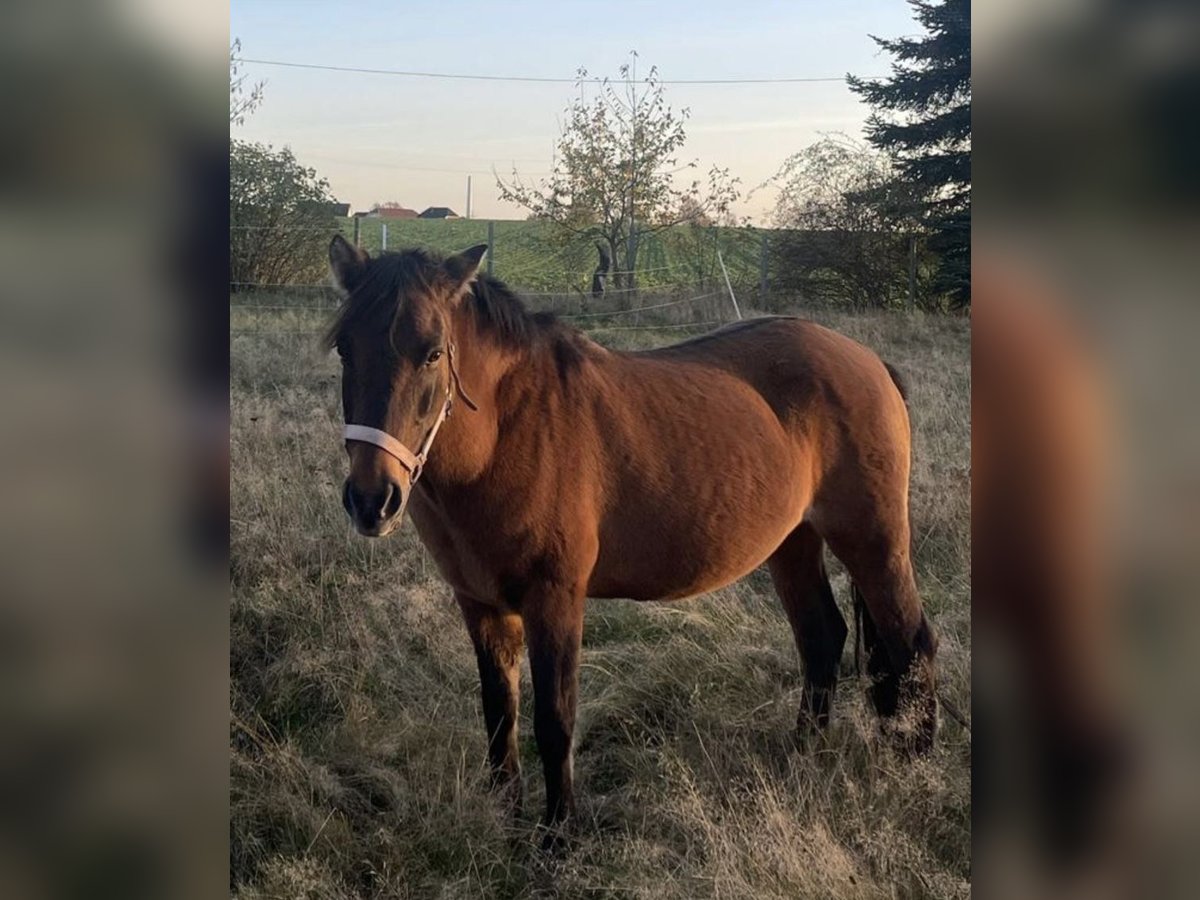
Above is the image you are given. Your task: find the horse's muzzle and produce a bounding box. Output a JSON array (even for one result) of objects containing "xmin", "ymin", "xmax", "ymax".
[{"xmin": 343, "ymin": 477, "xmax": 407, "ymax": 537}]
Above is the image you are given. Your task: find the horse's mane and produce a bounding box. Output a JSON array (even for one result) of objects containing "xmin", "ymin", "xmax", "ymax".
[{"xmin": 323, "ymin": 248, "xmax": 573, "ymax": 360}]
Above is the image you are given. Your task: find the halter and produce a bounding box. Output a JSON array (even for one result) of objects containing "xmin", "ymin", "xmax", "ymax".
[{"xmin": 342, "ymin": 342, "xmax": 478, "ymax": 484}]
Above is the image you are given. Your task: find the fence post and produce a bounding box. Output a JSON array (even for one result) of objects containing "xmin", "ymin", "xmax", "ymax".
[
  {"xmin": 717, "ymin": 249, "xmax": 742, "ymax": 321},
  {"xmin": 486, "ymin": 220, "xmax": 494, "ymax": 276},
  {"xmin": 759, "ymin": 231, "xmax": 769, "ymax": 309},
  {"xmin": 381, "ymin": 222, "xmax": 388, "ymax": 252},
  {"xmin": 907, "ymin": 233, "xmax": 917, "ymax": 310},
  {"xmin": 352, "ymin": 215, "xmax": 361, "ymax": 247}
]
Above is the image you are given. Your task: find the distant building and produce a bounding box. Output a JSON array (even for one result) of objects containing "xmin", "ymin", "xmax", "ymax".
[
  {"xmin": 418, "ymin": 207, "xmax": 459, "ymax": 220},
  {"xmin": 366, "ymin": 204, "xmax": 419, "ymax": 219}
]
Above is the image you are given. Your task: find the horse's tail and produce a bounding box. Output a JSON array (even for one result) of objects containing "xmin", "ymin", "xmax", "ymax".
[{"xmin": 884, "ymin": 361, "xmax": 909, "ymax": 406}]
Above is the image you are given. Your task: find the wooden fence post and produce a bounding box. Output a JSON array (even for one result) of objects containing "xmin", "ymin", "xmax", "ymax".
[
  {"xmin": 352, "ymin": 215, "xmax": 361, "ymax": 247},
  {"xmin": 381, "ymin": 222, "xmax": 388, "ymax": 252},
  {"xmin": 717, "ymin": 250, "xmax": 742, "ymax": 321}
]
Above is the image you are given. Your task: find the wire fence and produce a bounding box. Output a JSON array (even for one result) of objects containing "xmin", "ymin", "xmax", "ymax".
[
  {"xmin": 230, "ymin": 216, "xmax": 937, "ymax": 351},
  {"xmin": 230, "ymin": 216, "xmax": 770, "ymax": 297},
  {"xmin": 230, "ymin": 280, "xmax": 737, "ymax": 338},
  {"xmin": 228, "ymin": 211, "xmax": 767, "ymax": 349}
]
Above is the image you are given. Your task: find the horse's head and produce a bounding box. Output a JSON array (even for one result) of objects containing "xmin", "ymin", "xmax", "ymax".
[{"xmin": 325, "ymin": 236, "xmax": 487, "ymax": 536}]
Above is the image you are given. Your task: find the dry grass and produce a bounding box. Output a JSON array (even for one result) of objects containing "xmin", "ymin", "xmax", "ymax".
[{"xmin": 230, "ymin": 303, "xmax": 970, "ymax": 899}]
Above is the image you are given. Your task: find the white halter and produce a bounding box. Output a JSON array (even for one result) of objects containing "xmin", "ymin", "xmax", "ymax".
[{"xmin": 341, "ymin": 342, "xmax": 477, "ymax": 484}]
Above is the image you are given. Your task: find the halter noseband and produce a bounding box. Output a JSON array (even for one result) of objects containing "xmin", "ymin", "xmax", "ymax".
[{"xmin": 342, "ymin": 342, "xmax": 478, "ymax": 484}]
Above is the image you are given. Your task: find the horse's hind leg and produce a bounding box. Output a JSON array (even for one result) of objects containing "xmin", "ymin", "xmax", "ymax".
[
  {"xmin": 828, "ymin": 527, "xmax": 938, "ymax": 752},
  {"xmin": 768, "ymin": 522, "xmax": 848, "ymax": 731}
]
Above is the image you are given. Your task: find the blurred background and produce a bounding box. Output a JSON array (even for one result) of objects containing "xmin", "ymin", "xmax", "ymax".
[
  {"xmin": 974, "ymin": 1, "xmax": 1200, "ymax": 897},
  {"xmin": 0, "ymin": 2, "xmax": 227, "ymax": 898}
]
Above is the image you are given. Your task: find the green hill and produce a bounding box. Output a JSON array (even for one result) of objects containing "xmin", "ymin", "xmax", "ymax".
[{"xmin": 339, "ymin": 218, "xmax": 766, "ymax": 293}]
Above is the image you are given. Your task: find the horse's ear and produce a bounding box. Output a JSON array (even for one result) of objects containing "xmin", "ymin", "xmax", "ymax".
[
  {"xmin": 330, "ymin": 234, "xmax": 369, "ymax": 292},
  {"xmin": 442, "ymin": 244, "xmax": 489, "ymax": 293}
]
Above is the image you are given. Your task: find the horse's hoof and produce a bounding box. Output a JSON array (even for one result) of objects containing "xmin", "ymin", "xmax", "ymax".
[
  {"xmin": 797, "ymin": 697, "xmax": 833, "ymax": 734},
  {"xmin": 881, "ymin": 701, "xmax": 938, "ymax": 756},
  {"xmin": 488, "ymin": 771, "xmax": 524, "ymax": 816},
  {"xmin": 537, "ymin": 819, "xmax": 573, "ymax": 855}
]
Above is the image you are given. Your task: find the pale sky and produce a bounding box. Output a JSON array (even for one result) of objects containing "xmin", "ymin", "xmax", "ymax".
[{"xmin": 230, "ymin": 0, "xmax": 914, "ymax": 223}]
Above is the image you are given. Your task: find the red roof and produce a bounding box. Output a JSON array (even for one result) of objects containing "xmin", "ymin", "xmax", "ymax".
[{"xmin": 373, "ymin": 206, "xmax": 418, "ymax": 219}]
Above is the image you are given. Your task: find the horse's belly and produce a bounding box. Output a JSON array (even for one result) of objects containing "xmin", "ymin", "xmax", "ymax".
[
  {"xmin": 588, "ymin": 497, "xmax": 801, "ymax": 601},
  {"xmin": 587, "ymin": 368, "xmax": 813, "ymax": 601}
]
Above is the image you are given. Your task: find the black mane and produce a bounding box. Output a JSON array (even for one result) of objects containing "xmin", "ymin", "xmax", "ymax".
[
  {"xmin": 469, "ymin": 269, "xmax": 564, "ymax": 350},
  {"xmin": 323, "ymin": 247, "xmax": 569, "ymax": 355}
]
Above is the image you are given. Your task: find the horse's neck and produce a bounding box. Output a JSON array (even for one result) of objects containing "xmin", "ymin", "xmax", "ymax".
[{"xmin": 426, "ymin": 317, "xmax": 528, "ymax": 487}]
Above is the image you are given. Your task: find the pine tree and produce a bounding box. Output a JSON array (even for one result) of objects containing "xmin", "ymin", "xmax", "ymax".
[{"xmin": 848, "ymin": 0, "xmax": 970, "ymax": 306}]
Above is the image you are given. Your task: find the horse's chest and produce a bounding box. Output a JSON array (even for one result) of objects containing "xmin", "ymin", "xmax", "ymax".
[{"xmin": 406, "ymin": 491, "xmax": 559, "ymax": 608}]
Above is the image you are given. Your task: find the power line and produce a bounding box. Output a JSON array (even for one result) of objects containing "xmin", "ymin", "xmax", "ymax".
[
  {"xmin": 238, "ymin": 58, "xmax": 848, "ymax": 85},
  {"xmin": 301, "ymin": 154, "xmax": 554, "ymax": 177}
]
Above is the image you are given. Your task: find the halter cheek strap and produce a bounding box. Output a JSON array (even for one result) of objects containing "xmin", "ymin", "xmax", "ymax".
[{"xmin": 342, "ymin": 342, "xmax": 477, "ymax": 484}]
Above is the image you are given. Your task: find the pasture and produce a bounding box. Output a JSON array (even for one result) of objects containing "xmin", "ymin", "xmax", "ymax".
[
  {"xmin": 337, "ymin": 218, "xmax": 767, "ymax": 294},
  {"xmin": 230, "ymin": 292, "xmax": 970, "ymax": 899}
]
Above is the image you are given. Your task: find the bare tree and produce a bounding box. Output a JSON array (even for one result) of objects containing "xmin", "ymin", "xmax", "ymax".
[
  {"xmin": 230, "ymin": 39, "xmax": 265, "ymax": 126},
  {"xmin": 765, "ymin": 135, "xmax": 922, "ymax": 308},
  {"xmin": 498, "ymin": 54, "xmax": 738, "ymax": 305},
  {"xmin": 675, "ymin": 195, "xmax": 714, "ymax": 227}
]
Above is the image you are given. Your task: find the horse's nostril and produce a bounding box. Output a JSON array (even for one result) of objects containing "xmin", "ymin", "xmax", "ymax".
[
  {"xmin": 382, "ymin": 480, "xmax": 403, "ymax": 520},
  {"xmin": 343, "ymin": 479, "xmax": 402, "ymax": 528}
]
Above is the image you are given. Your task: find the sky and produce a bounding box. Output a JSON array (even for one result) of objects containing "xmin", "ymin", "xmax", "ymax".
[{"xmin": 230, "ymin": 0, "xmax": 915, "ymax": 223}]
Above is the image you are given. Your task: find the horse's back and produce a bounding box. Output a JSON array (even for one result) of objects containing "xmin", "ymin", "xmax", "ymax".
[{"xmin": 638, "ymin": 316, "xmax": 907, "ymax": 435}]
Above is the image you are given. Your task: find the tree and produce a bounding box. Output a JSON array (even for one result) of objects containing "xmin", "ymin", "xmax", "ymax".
[
  {"xmin": 229, "ymin": 141, "xmax": 338, "ymax": 289},
  {"xmin": 766, "ymin": 136, "xmax": 924, "ymax": 308},
  {"xmin": 848, "ymin": 0, "xmax": 970, "ymax": 306},
  {"xmin": 497, "ymin": 54, "xmax": 738, "ymax": 302},
  {"xmin": 229, "ymin": 46, "xmax": 337, "ymax": 289},
  {"xmin": 229, "ymin": 39, "xmax": 264, "ymax": 126},
  {"xmin": 675, "ymin": 195, "xmax": 714, "ymax": 228}
]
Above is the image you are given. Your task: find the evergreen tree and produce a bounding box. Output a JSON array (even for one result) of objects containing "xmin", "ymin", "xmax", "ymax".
[{"xmin": 848, "ymin": 0, "xmax": 970, "ymax": 306}]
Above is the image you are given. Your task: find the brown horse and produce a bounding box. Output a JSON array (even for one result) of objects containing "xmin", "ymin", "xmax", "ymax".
[{"xmin": 325, "ymin": 236, "xmax": 937, "ymax": 837}]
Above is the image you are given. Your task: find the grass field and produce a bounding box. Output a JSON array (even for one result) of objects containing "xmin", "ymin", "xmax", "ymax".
[{"xmin": 230, "ymin": 299, "xmax": 970, "ymax": 899}]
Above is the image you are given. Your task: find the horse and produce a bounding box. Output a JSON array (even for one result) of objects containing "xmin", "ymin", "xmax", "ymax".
[{"xmin": 324, "ymin": 236, "xmax": 938, "ymax": 839}]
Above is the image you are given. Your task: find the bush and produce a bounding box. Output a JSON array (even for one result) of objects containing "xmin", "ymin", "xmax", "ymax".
[{"xmin": 230, "ymin": 140, "xmax": 337, "ymax": 289}]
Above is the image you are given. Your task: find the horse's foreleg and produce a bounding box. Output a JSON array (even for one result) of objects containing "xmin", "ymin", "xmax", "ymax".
[
  {"xmin": 457, "ymin": 594, "xmax": 525, "ymax": 804},
  {"xmin": 523, "ymin": 588, "xmax": 585, "ymax": 843}
]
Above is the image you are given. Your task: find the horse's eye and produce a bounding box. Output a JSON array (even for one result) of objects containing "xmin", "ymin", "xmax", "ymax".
[{"xmin": 425, "ymin": 349, "xmax": 443, "ymax": 366}]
